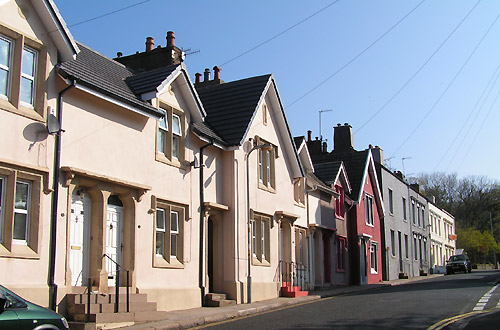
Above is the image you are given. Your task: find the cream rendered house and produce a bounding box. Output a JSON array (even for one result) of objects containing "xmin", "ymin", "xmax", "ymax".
[
  {"xmin": 429, "ymin": 201, "xmax": 456, "ymax": 273},
  {"xmin": 0, "ymin": 0, "xmax": 78, "ymax": 310}
]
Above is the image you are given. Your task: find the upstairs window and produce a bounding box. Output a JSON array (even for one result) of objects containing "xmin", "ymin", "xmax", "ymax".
[
  {"xmin": 335, "ymin": 185, "xmax": 345, "ymax": 218},
  {"xmin": 412, "ymin": 201, "xmax": 416, "ymax": 224},
  {"xmin": 0, "ymin": 36, "xmax": 12, "ymax": 99},
  {"xmin": 257, "ymin": 142, "xmax": 275, "ymax": 191},
  {"xmin": 421, "ymin": 208, "xmax": 425, "ymax": 227},
  {"xmin": 388, "ymin": 188, "xmax": 394, "ymax": 214},
  {"xmin": 365, "ymin": 194, "xmax": 374, "ymax": 226},
  {"xmin": 0, "ymin": 28, "xmax": 46, "ymax": 118},
  {"xmin": 20, "ymin": 47, "xmax": 37, "ymax": 107},
  {"xmin": 417, "ymin": 204, "xmax": 421, "ymax": 226},
  {"xmin": 294, "ymin": 177, "xmax": 305, "ymax": 205},
  {"xmin": 402, "ymin": 197, "xmax": 407, "ymax": 220},
  {"xmin": 156, "ymin": 105, "xmax": 184, "ymax": 165},
  {"xmin": 0, "ymin": 176, "xmax": 4, "ymax": 243}
]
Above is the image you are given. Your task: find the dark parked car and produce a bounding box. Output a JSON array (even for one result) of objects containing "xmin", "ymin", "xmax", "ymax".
[
  {"xmin": 446, "ymin": 254, "xmax": 472, "ymax": 274},
  {"xmin": 0, "ymin": 284, "xmax": 69, "ymax": 330}
]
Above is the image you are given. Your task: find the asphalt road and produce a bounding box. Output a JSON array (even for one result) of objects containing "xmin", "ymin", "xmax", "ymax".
[{"xmin": 193, "ymin": 270, "xmax": 500, "ymax": 330}]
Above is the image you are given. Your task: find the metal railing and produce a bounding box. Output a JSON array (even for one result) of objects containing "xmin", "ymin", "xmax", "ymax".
[
  {"xmin": 84, "ymin": 254, "xmax": 130, "ymax": 322},
  {"xmin": 281, "ymin": 261, "xmax": 307, "ymax": 291}
]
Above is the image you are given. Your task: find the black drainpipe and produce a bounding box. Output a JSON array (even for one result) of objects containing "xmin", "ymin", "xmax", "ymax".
[
  {"xmin": 48, "ymin": 80, "xmax": 75, "ymax": 311},
  {"xmin": 199, "ymin": 140, "xmax": 214, "ymax": 305}
]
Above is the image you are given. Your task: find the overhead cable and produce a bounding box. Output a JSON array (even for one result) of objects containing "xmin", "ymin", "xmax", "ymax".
[{"xmin": 285, "ymin": 0, "xmax": 427, "ymax": 109}]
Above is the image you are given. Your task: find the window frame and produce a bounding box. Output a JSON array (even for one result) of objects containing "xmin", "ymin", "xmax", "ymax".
[
  {"xmin": 388, "ymin": 188, "xmax": 394, "ymax": 214},
  {"xmin": 155, "ymin": 104, "xmax": 185, "ymax": 166},
  {"xmin": 13, "ymin": 180, "xmax": 31, "ymax": 245},
  {"xmin": 152, "ymin": 197, "xmax": 186, "ymax": 268},
  {"xmin": 0, "ymin": 35, "xmax": 13, "ymax": 101},
  {"xmin": 0, "ymin": 26, "xmax": 47, "ymax": 120},
  {"xmin": 390, "ymin": 229, "xmax": 395, "ymax": 257},
  {"xmin": 365, "ymin": 194, "xmax": 374, "ymax": 226},
  {"xmin": 402, "ymin": 197, "xmax": 407, "ymax": 220},
  {"xmin": 404, "ymin": 234, "xmax": 409, "ymax": 259},
  {"xmin": 257, "ymin": 140, "xmax": 276, "ymax": 192},
  {"xmin": 370, "ymin": 242, "xmax": 378, "ymax": 273},
  {"xmin": 293, "ymin": 177, "xmax": 305, "ymax": 205},
  {"xmin": 20, "ymin": 46, "xmax": 37, "ymax": 108},
  {"xmin": 335, "ymin": 185, "xmax": 345, "ymax": 218},
  {"xmin": 336, "ymin": 236, "xmax": 346, "ymax": 272},
  {"xmin": 0, "ymin": 176, "xmax": 4, "ymax": 243},
  {"xmin": 251, "ymin": 212, "xmax": 271, "ymax": 265},
  {"xmin": 0, "ymin": 165, "xmax": 42, "ymax": 258}
]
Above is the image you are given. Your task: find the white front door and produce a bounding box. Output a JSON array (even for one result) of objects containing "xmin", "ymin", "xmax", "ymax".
[
  {"xmin": 106, "ymin": 204, "xmax": 123, "ymax": 287},
  {"xmin": 70, "ymin": 193, "xmax": 90, "ymax": 286}
]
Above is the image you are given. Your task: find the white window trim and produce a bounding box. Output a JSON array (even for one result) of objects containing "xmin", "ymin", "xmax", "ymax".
[
  {"xmin": 0, "ymin": 176, "xmax": 4, "ymax": 243},
  {"xmin": 0, "ymin": 35, "xmax": 13, "ymax": 101},
  {"xmin": 170, "ymin": 210, "xmax": 179, "ymax": 257},
  {"xmin": 13, "ymin": 180, "xmax": 31, "ymax": 245},
  {"xmin": 370, "ymin": 242, "xmax": 378, "ymax": 274},
  {"xmin": 19, "ymin": 46, "xmax": 37, "ymax": 108},
  {"xmin": 155, "ymin": 208, "xmax": 166, "ymax": 256},
  {"xmin": 365, "ymin": 194, "xmax": 374, "ymax": 226}
]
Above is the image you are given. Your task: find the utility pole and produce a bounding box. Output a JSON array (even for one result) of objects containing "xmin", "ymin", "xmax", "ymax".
[{"xmin": 491, "ymin": 212, "xmax": 497, "ymax": 269}]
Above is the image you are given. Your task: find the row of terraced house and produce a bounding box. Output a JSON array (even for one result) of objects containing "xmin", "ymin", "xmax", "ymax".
[{"xmin": 0, "ymin": 0, "xmax": 456, "ymax": 327}]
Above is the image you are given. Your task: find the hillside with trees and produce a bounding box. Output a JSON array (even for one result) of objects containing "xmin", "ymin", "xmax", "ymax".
[{"xmin": 412, "ymin": 172, "xmax": 500, "ymax": 265}]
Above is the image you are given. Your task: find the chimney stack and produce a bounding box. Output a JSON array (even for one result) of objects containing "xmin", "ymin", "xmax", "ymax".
[
  {"xmin": 145, "ymin": 37, "xmax": 154, "ymax": 52},
  {"xmin": 195, "ymin": 73, "xmax": 202, "ymax": 84},
  {"xmin": 322, "ymin": 141, "xmax": 328, "ymax": 153},
  {"xmin": 213, "ymin": 66, "xmax": 221, "ymax": 81},
  {"xmin": 307, "ymin": 130, "xmax": 312, "ymax": 142},
  {"xmin": 333, "ymin": 123, "xmax": 354, "ymax": 152},
  {"xmin": 371, "ymin": 145, "xmax": 384, "ymax": 165},
  {"xmin": 166, "ymin": 31, "xmax": 175, "ymax": 47},
  {"xmin": 203, "ymin": 68, "xmax": 210, "ymax": 82}
]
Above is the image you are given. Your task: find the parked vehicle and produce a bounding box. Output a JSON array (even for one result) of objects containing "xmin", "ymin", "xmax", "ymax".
[
  {"xmin": 0, "ymin": 284, "xmax": 69, "ymax": 330},
  {"xmin": 446, "ymin": 254, "xmax": 472, "ymax": 274}
]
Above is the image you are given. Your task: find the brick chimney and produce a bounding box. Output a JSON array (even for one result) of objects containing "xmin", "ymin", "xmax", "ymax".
[
  {"xmin": 114, "ymin": 31, "xmax": 183, "ymax": 71},
  {"xmin": 371, "ymin": 145, "xmax": 384, "ymax": 165},
  {"xmin": 166, "ymin": 31, "xmax": 175, "ymax": 47},
  {"xmin": 333, "ymin": 123, "xmax": 354, "ymax": 152},
  {"xmin": 195, "ymin": 73, "xmax": 202, "ymax": 84},
  {"xmin": 145, "ymin": 37, "xmax": 154, "ymax": 52},
  {"xmin": 195, "ymin": 67, "xmax": 225, "ymax": 88}
]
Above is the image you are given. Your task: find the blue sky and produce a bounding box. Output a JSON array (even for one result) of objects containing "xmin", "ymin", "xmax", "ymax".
[{"xmin": 54, "ymin": 0, "xmax": 500, "ymax": 182}]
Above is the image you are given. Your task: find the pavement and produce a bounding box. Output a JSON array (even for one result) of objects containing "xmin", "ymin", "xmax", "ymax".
[{"xmin": 115, "ymin": 274, "xmax": 444, "ymax": 330}]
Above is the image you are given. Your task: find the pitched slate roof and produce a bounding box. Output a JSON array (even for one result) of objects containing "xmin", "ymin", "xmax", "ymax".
[
  {"xmin": 191, "ymin": 122, "xmax": 229, "ymax": 147},
  {"xmin": 313, "ymin": 161, "xmax": 343, "ymax": 185},
  {"xmin": 196, "ymin": 74, "xmax": 271, "ymax": 146},
  {"xmin": 58, "ymin": 42, "xmax": 161, "ymax": 117},
  {"xmin": 126, "ymin": 65, "xmax": 179, "ymax": 95},
  {"xmin": 312, "ymin": 150, "xmax": 369, "ymax": 201}
]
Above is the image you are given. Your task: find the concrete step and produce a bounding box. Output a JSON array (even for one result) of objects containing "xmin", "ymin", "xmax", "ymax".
[
  {"xmin": 205, "ymin": 293, "xmax": 227, "ymax": 301},
  {"xmin": 67, "ymin": 293, "xmax": 148, "ymax": 305},
  {"xmin": 67, "ymin": 301, "xmax": 158, "ymax": 314},
  {"xmin": 281, "ymin": 290, "xmax": 309, "ymax": 298},
  {"xmin": 205, "ymin": 299, "xmax": 237, "ymax": 307}
]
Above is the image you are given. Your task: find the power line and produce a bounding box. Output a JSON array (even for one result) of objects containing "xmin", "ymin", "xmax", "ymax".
[
  {"xmin": 284, "ymin": 0, "xmax": 427, "ymax": 109},
  {"xmin": 390, "ymin": 10, "xmax": 500, "ymax": 158},
  {"xmin": 456, "ymin": 84, "xmax": 500, "ymax": 171},
  {"xmin": 434, "ymin": 59, "xmax": 500, "ymax": 171},
  {"xmin": 66, "ymin": 0, "xmax": 153, "ymax": 28},
  {"xmin": 221, "ymin": 1, "xmax": 341, "ymax": 67},
  {"xmin": 354, "ymin": 0, "xmax": 481, "ymax": 135}
]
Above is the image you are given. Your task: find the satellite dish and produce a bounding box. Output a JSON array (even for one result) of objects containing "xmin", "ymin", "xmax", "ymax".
[{"xmin": 47, "ymin": 113, "xmax": 62, "ymax": 134}]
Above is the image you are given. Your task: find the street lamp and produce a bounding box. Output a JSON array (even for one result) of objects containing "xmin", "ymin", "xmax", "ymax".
[{"xmin": 246, "ymin": 141, "xmax": 273, "ymax": 304}]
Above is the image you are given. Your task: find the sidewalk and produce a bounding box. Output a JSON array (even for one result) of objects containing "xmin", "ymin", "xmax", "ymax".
[{"xmin": 116, "ymin": 274, "xmax": 443, "ymax": 330}]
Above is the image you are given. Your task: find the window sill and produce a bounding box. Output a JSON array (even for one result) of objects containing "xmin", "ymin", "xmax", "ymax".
[
  {"xmin": 258, "ymin": 182, "xmax": 276, "ymax": 194},
  {"xmin": 370, "ymin": 269, "xmax": 378, "ymax": 274},
  {"xmin": 336, "ymin": 268, "xmax": 345, "ymax": 273},
  {"xmin": 155, "ymin": 153, "xmax": 184, "ymax": 169},
  {"xmin": 251, "ymin": 257, "xmax": 271, "ymax": 267},
  {"xmin": 335, "ymin": 215, "xmax": 345, "ymax": 221},
  {"xmin": 293, "ymin": 202, "xmax": 305, "ymax": 208},
  {"xmin": 0, "ymin": 98, "xmax": 44, "ymax": 122},
  {"xmin": 365, "ymin": 223, "xmax": 375, "ymax": 228},
  {"xmin": 0, "ymin": 243, "xmax": 40, "ymax": 259},
  {"xmin": 153, "ymin": 255, "xmax": 184, "ymax": 269}
]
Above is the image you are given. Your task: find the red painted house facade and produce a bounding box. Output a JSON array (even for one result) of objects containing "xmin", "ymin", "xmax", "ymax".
[{"xmin": 308, "ymin": 123, "xmax": 385, "ymax": 285}]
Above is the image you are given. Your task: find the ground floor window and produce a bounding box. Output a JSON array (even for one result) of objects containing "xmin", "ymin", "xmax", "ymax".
[
  {"xmin": 251, "ymin": 212, "xmax": 271, "ymax": 264},
  {"xmin": 0, "ymin": 165, "xmax": 42, "ymax": 257},
  {"xmin": 337, "ymin": 236, "xmax": 346, "ymax": 272},
  {"xmin": 370, "ymin": 242, "xmax": 378, "ymax": 273},
  {"xmin": 153, "ymin": 197, "xmax": 186, "ymax": 267}
]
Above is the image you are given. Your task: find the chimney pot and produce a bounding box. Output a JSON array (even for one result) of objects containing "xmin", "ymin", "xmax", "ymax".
[
  {"xmin": 166, "ymin": 31, "xmax": 175, "ymax": 47},
  {"xmin": 213, "ymin": 66, "xmax": 221, "ymax": 80},
  {"xmin": 116, "ymin": 52, "xmax": 123, "ymax": 58},
  {"xmin": 195, "ymin": 73, "xmax": 202, "ymax": 84},
  {"xmin": 337, "ymin": 123, "xmax": 341, "ymax": 127},
  {"xmin": 344, "ymin": 123, "xmax": 349, "ymax": 126},
  {"xmin": 369, "ymin": 144, "xmax": 373, "ymax": 149},
  {"xmin": 307, "ymin": 130, "xmax": 312, "ymax": 142},
  {"xmin": 204, "ymin": 68, "xmax": 210, "ymax": 82},
  {"xmin": 322, "ymin": 142, "xmax": 328, "ymax": 153},
  {"xmin": 145, "ymin": 37, "xmax": 154, "ymax": 52}
]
